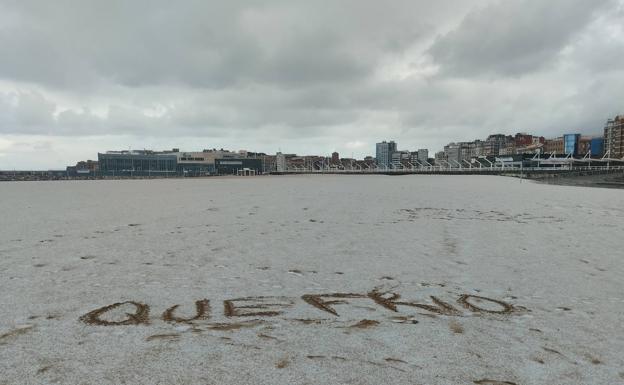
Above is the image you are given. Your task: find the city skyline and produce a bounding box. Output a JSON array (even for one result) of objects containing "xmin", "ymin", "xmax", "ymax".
[
  {"xmin": 1, "ymin": 121, "xmax": 616, "ymax": 171},
  {"xmin": 1, "ymin": 0, "xmax": 624, "ymax": 169}
]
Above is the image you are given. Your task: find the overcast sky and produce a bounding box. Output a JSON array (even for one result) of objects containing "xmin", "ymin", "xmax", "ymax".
[{"xmin": 1, "ymin": 0, "xmax": 623, "ymax": 169}]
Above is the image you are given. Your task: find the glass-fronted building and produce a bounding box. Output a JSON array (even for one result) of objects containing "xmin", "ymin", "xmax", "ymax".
[
  {"xmin": 177, "ymin": 163, "xmax": 215, "ymax": 176},
  {"xmin": 215, "ymin": 158, "xmax": 263, "ymax": 175},
  {"xmin": 98, "ymin": 151, "xmax": 178, "ymax": 176},
  {"xmin": 563, "ymin": 134, "xmax": 580, "ymax": 156},
  {"xmin": 97, "ymin": 150, "xmax": 264, "ymax": 176}
]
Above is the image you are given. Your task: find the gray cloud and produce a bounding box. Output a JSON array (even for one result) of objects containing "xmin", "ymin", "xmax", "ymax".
[
  {"xmin": 428, "ymin": 0, "xmax": 615, "ymax": 77},
  {"xmin": 0, "ymin": 0, "xmax": 444, "ymax": 89},
  {"xmin": 0, "ymin": 0, "xmax": 623, "ymax": 169}
]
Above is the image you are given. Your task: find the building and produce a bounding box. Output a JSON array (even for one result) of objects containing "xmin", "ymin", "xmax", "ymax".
[
  {"xmin": 563, "ymin": 134, "xmax": 580, "ymax": 156},
  {"xmin": 514, "ymin": 133, "xmax": 534, "ymax": 147},
  {"xmin": 511, "ymin": 134, "xmax": 544, "ymax": 154},
  {"xmin": 498, "ymin": 144, "xmax": 516, "ymax": 156},
  {"xmin": 484, "ymin": 134, "xmax": 513, "ymax": 156},
  {"xmin": 578, "ymin": 136, "xmax": 606, "ymax": 157},
  {"xmin": 544, "ymin": 137, "xmax": 564, "ymax": 154},
  {"xmin": 77, "ymin": 160, "xmax": 99, "ymax": 172},
  {"xmin": 391, "ymin": 150, "xmax": 410, "ymax": 168},
  {"xmin": 257, "ymin": 154, "xmax": 277, "ymax": 173},
  {"xmin": 295, "ymin": 155, "xmax": 325, "ymax": 170},
  {"xmin": 215, "ymin": 158, "xmax": 263, "ymax": 175},
  {"xmin": 472, "ymin": 140, "xmax": 485, "ymax": 158},
  {"xmin": 589, "ymin": 137, "xmax": 605, "ymax": 157},
  {"xmin": 408, "ymin": 152, "xmax": 419, "ymax": 166},
  {"xmin": 459, "ymin": 142, "xmax": 473, "ymax": 161},
  {"xmin": 434, "ymin": 151, "xmax": 446, "ymax": 165},
  {"xmin": 98, "ymin": 151, "xmax": 177, "ymax": 176},
  {"xmin": 417, "ymin": 149, "xmax": 429, "ymax": 163},
  {"xmin": 276, "ymin": 152, "xmax": 286, "ymax": 172},
  {"xmin": 331, "ymin": 152, "xmax": 340, "ymax": 164},
  {"xmin": 444, "ymin": 141, "xmax": 481, "ymax": 164},
  {"xmin": 97, "ymin": 148, "xmax": 264, "ymax": 176},
  {"xmin": 175, "ymin": 151, "xmax": 216, "ymax": 176},
  {"xmin": 66, "ymin": 160, "xmax": 99, "ymax": 177},
  {"xmin": 605, "ymin": 115, "xmax": 624, "ymax": 158},
  {"xmin": 285, "ymin": 155, "xmax": 306, "ymax": 169},
  {"xmin": 462, "ymin": 141, "xmax": 484, "ymax": 160},
  {"xmin": 578, "ymin": 137, "xmax": 589, "ymax": 156},
  {"xmin": 376, "ymin": 141, "xmax": 397, "ymax": 168},
  {"xmin": 170, "ymin": 148, "xmax": 240, "ymax": 176},
  {"xmin": 66, "ymin": 159, "xmax": 99, "ymax": 176},
  {"xmin": 444, "ymin": 143, "xmax": 461, "ymax": 165}
]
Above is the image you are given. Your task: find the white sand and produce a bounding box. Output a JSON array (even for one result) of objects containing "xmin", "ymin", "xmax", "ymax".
[{"xmin": 0, "ymin": 175, "xmax": 623, "ymax": 385}]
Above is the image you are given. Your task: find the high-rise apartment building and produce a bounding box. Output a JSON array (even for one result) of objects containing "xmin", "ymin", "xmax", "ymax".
[
  {"xmin": 376, "ymin": 141, "xmax": 397, "ymax": 168},
  {"xmin": 604, "ymin": 115, "xmax": 624, "ymax": 158}
]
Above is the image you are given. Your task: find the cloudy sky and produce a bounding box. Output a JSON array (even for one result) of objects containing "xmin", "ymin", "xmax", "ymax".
[{"xmin": 1, "ymin": 0, "xmax": 623, "ymax": 169}]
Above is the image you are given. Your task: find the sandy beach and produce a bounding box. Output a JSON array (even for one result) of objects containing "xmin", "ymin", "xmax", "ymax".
[{"xmin": 1, "ymin": 175, "xmax": 623, "ymax": 385}]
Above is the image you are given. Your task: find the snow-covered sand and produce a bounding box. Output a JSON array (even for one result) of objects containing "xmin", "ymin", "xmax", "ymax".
[{"xmin": 1, "ymin": 175, "xmax": 623, "ymax": 385}]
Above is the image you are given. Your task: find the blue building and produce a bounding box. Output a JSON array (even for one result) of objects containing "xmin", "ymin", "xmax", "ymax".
[
  {"xmin": 563, "ymin": 134, "xmax": 580, "ymax": 156},
  {"xmin": 589, "ymin": 138, "xmax": 605, "ymax": 157}
]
